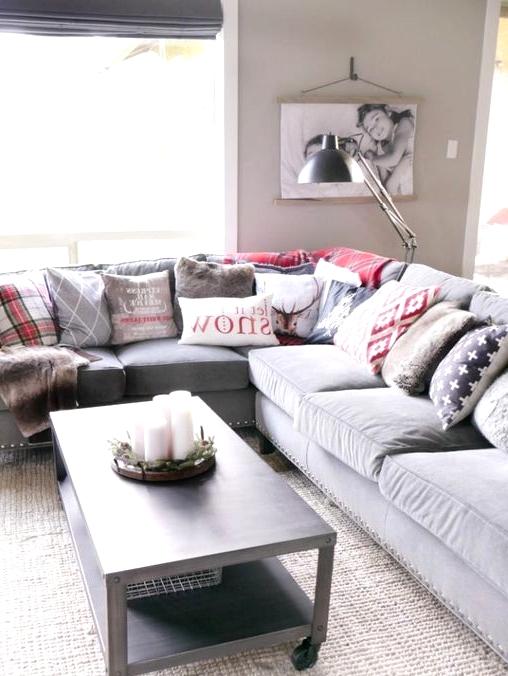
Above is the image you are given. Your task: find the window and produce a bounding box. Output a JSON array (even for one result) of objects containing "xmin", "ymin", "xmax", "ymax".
[{"xmin": 0, "ymin": 1, "xmax": 230, "ymax": 270}]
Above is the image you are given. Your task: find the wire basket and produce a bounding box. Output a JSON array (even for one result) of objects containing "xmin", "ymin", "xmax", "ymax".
[{"xmin": 126, "ymin": 568, "xmax": 222, "ymax": 600}]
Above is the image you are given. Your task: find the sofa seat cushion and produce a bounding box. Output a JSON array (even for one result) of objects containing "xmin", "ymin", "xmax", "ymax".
[
  {"xmin": 294, "ymin": 389, "xmax": 489, "ymax": 480},
  {"xmin": 248, "ymin": 345, "xmax": 385, "ymax": 419},
  {"xmin": 379, "ymin": 449, "xmax": 508, "ymax": 597},
  {"xmin": 76, "ymin": 347, "xmax": 126, "ymax": 406},
  {"xmin": 114, "ymin": 338, "xmax": 250, "ymax": 396}
]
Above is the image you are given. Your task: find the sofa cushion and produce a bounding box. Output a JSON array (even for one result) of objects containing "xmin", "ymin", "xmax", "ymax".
[
  {"xmin": 114, "ymin": 338, "xmax": 250, "ymax": 396},
  {"xmin": 429, "ymin": 324, "xmax": 508, "ymax": 429},
  {"xmin": 469, "ymin": 289, "xmax": 508, "ymax": 324},
  {"xmin": 294, "ymin": 389, "xmax": 488, "ymax": 481},
  {"xmin": 0, "ymin": 272, "xmax": 58, "ymax": 347},
  {"xmin": 76, "ymin": 347, "xmax": 126, "ymax": 405},
  {"xmin": 248, "ymin": 345, "xmax": 385, "ymax": 419},
  {"xmin": 399, "ymin": 263, "xmax": 488, "ymax": 306},
  {"xmin": 251, "ymin": 262, "xmax": 316, "ymax": 275},
  {"xmin": 254, "ymin": 273, "xmax": 323, "ymax": 339},
  {"xmin": 333, "ymin": 280, "xmax": 440, "ymax": 374},
  {"xmin": 473, "ymin": 370, "xmax": 508, "ymax": 451},
  {"xmin": 381, "ymin": 301, "xmax": 476, "ymax": 395},
  {"xmin": 103, "ymin": 271, "xmax": 178, "ymax": 345},
  {"xmin": 378, "ymin": 449, "xmax": 508, "ymax": 597},
  {"xmin": 179, "ymin": 293, "xmax": 278, "ymax": 347},
  {"xmin": 45, "ymin": 267, "xmax": 111, "ymax": 348}
]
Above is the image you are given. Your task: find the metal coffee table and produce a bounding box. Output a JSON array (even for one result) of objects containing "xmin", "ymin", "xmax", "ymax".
[{"xmin": 51, "ymin": 398, "xmax": 336, "ymax": 675}]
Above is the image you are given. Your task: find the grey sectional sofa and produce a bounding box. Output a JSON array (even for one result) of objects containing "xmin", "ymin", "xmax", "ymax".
[
  {"xmin": 250, "ymin": 262, "xmax": 508, "ymax": 665},
  {"xmin": 2, "ymin": 249, "xmax": 508, "ymax": 665}
]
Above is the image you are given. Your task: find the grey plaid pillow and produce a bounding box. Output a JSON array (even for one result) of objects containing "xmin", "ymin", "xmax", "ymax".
[{"xmin": 45, "ymin": 268, "xmax": 111, "ymax": 347}]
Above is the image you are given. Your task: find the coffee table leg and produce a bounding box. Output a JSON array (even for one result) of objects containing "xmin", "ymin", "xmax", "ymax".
[
  {"xmin": 105, "ymin": 574, "xmax": 128, "ymax": 676},
  {"xmin": 312, "ymin": 543, "xmax": 334, "ymax": 644},
  {"xmin": 292, "ymin": 543, "xmax": 335, "ymax": 670}
]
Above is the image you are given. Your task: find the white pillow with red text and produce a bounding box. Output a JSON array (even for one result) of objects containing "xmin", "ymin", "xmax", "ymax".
[{"xmin": 178, "ymin": 293, "xmax": 279, "ymax": 347}]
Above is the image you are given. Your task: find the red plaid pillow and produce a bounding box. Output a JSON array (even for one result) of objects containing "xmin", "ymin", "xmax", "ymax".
[
  {"xmin": 0, "ymin": 275, "xmax": 58, "ymax": 346},
  {"xmin": 309, "ymin": 247, "xmax": 393, "ymax": 288}
]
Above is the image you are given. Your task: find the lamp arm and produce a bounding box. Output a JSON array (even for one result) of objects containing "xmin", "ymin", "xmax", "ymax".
[{"xmin": 351, "ymin": 148, "xmax": 417, "ymax": 263}]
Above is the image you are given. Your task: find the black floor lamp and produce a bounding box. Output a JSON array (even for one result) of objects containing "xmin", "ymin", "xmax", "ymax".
[{"xmin": 298, "ymin": 134, "xmax": 417, "ymax": 265}]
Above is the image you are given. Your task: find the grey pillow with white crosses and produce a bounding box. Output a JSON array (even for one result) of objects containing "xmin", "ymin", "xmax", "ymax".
[{"xmin": 429, "ymin": 324, "xmax": 508, "ymax": 430}]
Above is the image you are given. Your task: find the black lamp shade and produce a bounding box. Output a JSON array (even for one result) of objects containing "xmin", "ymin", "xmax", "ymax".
[{"xmin": 298, "ymin": 134, "xmax": 364, "ymax": 184}]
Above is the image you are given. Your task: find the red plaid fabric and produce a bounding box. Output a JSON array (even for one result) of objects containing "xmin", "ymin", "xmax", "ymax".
[
  {"xmin": 0, "ymin": 275, "xmax": 58, "ymax": 346},
  {"xmin": 221, "ymin": 249, "xmax": 310, "ymax": 267},
  {"xmin": 220, "ymin": 246, "xmax": 393, "ymax": 287},
  {"xmin": 308, "ymin": 247, "xmax": 393, "ymax": 288}
]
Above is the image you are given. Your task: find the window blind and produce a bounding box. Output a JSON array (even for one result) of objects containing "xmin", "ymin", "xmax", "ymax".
[{"xmin": 0, "ymin": 0, "xmax": 223, "ymax": 38}]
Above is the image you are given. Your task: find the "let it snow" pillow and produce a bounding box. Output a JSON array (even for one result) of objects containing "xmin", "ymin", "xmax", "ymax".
[{"xmin": 178, "ymin": 293, "xmax": 278, "ymax": 347}]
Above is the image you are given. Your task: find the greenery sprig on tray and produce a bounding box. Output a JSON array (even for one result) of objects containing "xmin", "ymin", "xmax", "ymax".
[{"xmin": 109, "ymin": 426, "xmax": 216, "ymax": 472}]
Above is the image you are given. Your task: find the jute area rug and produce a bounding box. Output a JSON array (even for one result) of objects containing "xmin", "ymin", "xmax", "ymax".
[{"xmin": 1, "ymin": 435, "xmax": 508, "ymax": 676}]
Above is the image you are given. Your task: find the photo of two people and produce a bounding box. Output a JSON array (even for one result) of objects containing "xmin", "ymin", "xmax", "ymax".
[{"xmin": 280, "ymin": 99, "xmax": 418, "ymax": 200}]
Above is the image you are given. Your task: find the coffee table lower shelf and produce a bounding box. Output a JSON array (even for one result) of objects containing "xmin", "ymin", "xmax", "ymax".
[{"xmin": 59, "ymin": 476, "xmax": 318, "ymax": 675}]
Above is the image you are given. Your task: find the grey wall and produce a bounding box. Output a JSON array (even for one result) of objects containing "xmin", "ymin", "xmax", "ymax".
[{"xmin": 236, "ymin": 0, "xmax": 489, "ymax": 275}]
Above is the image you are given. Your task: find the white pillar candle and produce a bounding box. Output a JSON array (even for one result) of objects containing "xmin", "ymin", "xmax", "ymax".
[
  {"xmin": 144, "ymin": 415, "xmax": 170, "ymax": 463},
  {"xmin": 169, "ymin": 391, "xmax": 194, "ymax": 460},
  {"xmin": 152, "ymin": 395, "xmax": 173, "ymax": 458},
  {"xmin": 128, "ymin": 410, "xmax": 146, "ymax": 461}
]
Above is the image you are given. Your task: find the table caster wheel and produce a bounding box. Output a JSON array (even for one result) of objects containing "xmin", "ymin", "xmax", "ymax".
[{"xmin": 291, "ymin": 637, "xmax": 319, "ymax": 670}]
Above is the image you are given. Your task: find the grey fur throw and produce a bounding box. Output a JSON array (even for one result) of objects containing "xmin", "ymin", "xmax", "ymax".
[
  {"xmin": 174, "ymin": 257, "xmax": 255, "ymax": 330},
  {"xmin": 381, "ymin": 301, "xmax": 477, "ymax": 395},
  {"xmin": 0, "ymin": 346, "xmax": 89, "ymax": 437}
]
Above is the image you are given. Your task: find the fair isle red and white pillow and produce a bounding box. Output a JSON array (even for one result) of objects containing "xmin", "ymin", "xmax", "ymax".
[{"xmin": 333, "ymin": 280, "xmax": 440, "ymax": 374}]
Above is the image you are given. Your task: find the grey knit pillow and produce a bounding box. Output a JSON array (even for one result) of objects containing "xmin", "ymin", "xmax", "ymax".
[
  {"xmin": 174, "ymin": 257, "xmax": 255, "ymax": 330},
  {"xmin": 45, "ymin": 268, "xmax": 111, "ymax": 347},
  {"xmin": 473, "ymin": 370, "xmax": 508, "ymax": 450}
]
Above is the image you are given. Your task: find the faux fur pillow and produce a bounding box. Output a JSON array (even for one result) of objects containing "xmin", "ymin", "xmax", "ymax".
[
  {"xmin": 381, "ymin": 301, "xmax": 477, "ymax": 395},
  {"xmin": 174, "ymin": 257, "xmax": 255, "ymax": 330}
]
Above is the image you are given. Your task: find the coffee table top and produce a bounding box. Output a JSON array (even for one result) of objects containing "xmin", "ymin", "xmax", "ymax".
[{"xmin": 51, "ymin": 398, "xmax": 335, "ymax": 578}]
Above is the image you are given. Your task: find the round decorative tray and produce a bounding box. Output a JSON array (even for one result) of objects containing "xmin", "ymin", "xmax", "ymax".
[
  {"xmin": 108, "ymin": 429, "xmax": 217, "ymax": 483},
  {"xmin": 111, "ymin": 455, "xmax": 216, "ymax": 482}
]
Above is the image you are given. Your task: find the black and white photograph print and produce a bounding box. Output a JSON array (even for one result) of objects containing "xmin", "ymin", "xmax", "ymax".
[{"xmin": 280, "ymin": 98, "xmax": 418, "ymax": 200}]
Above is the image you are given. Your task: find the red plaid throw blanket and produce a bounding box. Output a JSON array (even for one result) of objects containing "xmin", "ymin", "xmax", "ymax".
[
  {"xmin": 221, "ymin": 247, "xmax": 393, "ymax": 288},
  {"xmin": 308, "ymin": 247, "xmax": 393, "ymax": 287}
]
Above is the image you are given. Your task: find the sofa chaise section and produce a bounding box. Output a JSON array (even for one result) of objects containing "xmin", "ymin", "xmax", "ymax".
[{"xmin": 294, "ymin": 387, "xmax": 490, "ymax": 480}]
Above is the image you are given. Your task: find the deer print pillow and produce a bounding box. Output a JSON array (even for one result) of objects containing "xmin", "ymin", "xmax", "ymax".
[{"xmin": 254, "ymin": 273, "xmax": 323, "ymax": 339}]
